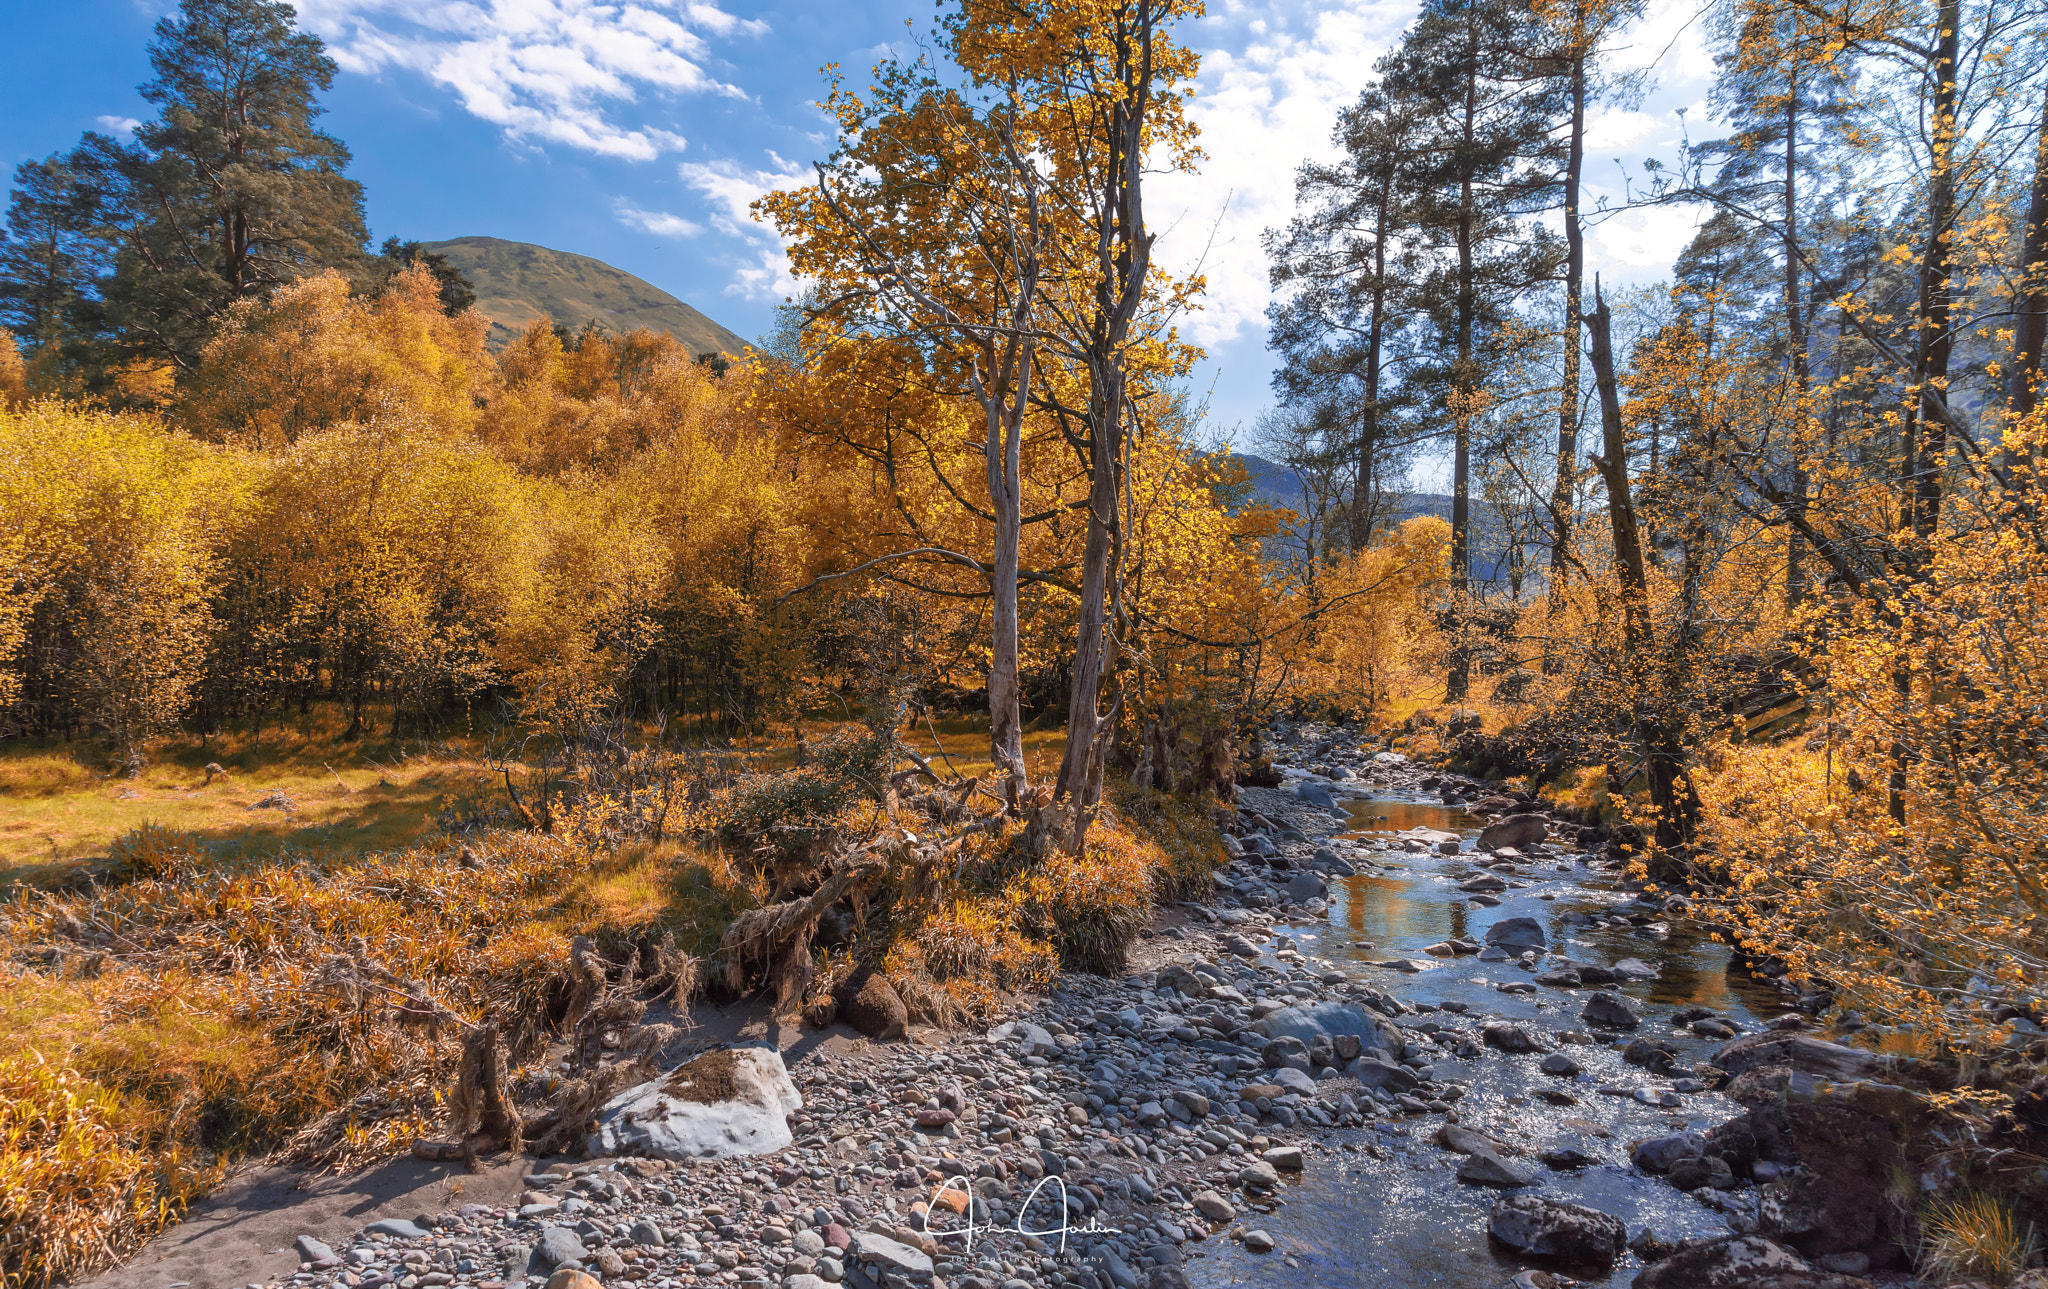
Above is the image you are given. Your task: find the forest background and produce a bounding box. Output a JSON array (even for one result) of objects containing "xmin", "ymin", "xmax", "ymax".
[{"xmin": 3, "ymin": 0, "xmax": 2048, "ymax": 1282}]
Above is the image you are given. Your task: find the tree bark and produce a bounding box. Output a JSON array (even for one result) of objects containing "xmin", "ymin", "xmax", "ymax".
[
  {"xmin": 2007, "ymin": 81, "xmax": 2048, "ymax": 478},
  {"xmin": 1547, "ymin": 25, "xmax": 1587, "ymax": 620}
]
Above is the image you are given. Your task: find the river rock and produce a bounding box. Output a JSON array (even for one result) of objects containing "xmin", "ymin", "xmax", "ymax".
[
  {"xmin": 1239, "ymin": 1159, "xmax": 1281, "ymax": 1189},
  {"xmin": 1296, "ymin": 780, "xmax": 1336, "ymax": 807},
  {"xmin": 1486, "ymin": 1194, "xmax": 1627, "ymax": 1264},
  {"xmin": 294, "ymin": 1235, "xmax": 337, "ymax": 1265},
  {"xmin": 1581, "ymin": 992, "xmax": 1640, "ymax": 1030},
  {"xmin": 1708, "ymin": 1031, "xmax": 1892, "ymax": 1082},
  {"xmin": 1347, "ymin": 1057, "xmax": 1419, "ymax": 1091},
  {"xmin": 1485, "ymin": 917, "xmax": 1546, "ymax": 950},
  {"xmin": 1632, "ymin": 1235, "xmax": 1866, "ymax": 1288},
  {"xmin": 1193, "ymin": 1191, "xmax": 1236, "ymax": 1222},
  {"xmin": 1459, "ymin": 874, "xmax": 1508, "ymax": 893},
  {"xmin": 837, "ymin": 969, "xmax": 910, "ymax": 1040},
  {"xmin": 1457, "ymin": 1151, "xmax": 1534, "ymax": 1187},
  {"xmin": 535, "ymin": 1226, "xmax": 588, "ymax": 1268},
  {"xmin": 1539, "ymin": 1052, "xmax": 1581, "ymax": 1076},
  {"xmin": 1667, "ymin": 1154, "xmax": 1736, "ymax": 1191},
  {"xmin": 546, "ymin": 1272, "xmax": 602, "ymax": 1289},
  {"xmin": 851, "ymin": 1232, "xmax": 934, "ymax": 1279},
  {"xmin": 1253, "ymin": 1000, "xmax": 1383, "ymax": 1050},
  {"xmin": 1479, "ymin": 814, "xmax": 1549, "ymax": 850},
  {"xmin": 1263, "ymin": 1145, "xmax": 1305, "ymax": 1171},
  {"xmin": 587, "ymin": 1045, "xmax": 803, "ymax": 1159},
  {"xmin": 1283, "ymin": 872, "xmax": 1328, "ymax": 903},
  {"xmin": 1482, "ymin": 1022, "xmax": 1542, "ymax": 1053},
  {"xmin": 1631, "ymin": 1131, "xmax": 1704, "ymax": 1173}
]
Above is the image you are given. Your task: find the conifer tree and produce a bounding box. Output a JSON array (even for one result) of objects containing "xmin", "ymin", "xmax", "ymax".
[{"xmin": 63, "ymin": 0, "xmax": 368, "ymax": 374}]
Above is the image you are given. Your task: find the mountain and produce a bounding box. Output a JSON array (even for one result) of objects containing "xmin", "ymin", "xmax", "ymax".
[
  {"xmin": 1231, "ymin": 453, "xmax": 1524, "ymax": 584},
  {"xmin": 419, "ymin": 236, "xmax": 751, "ymax": 358}
]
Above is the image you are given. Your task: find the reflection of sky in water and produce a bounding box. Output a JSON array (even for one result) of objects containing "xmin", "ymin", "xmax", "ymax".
[{"xmin": 1188, "ymin": 793, "xmax": 1782, "ymax": 1289}]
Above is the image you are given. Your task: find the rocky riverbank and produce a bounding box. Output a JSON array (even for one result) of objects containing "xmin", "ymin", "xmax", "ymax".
[{"xmin": 128, "ymin": 720, "xmax": 1938, "ymax": 1289}]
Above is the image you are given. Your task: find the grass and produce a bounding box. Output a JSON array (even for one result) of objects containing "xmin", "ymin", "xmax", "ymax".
[
  {"xmin": 0, "ymin": 708, "xmax": 487, "ymax": 886},
  {"xmin": 1920, "ymin": 1191, "xmax": 2042, "ymax": 1286}
]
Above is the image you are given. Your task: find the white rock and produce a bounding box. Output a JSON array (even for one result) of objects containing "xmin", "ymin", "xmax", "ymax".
[{"xmin": 587, "ymin": 1045, "xmax": 803, "ymax": 1160}]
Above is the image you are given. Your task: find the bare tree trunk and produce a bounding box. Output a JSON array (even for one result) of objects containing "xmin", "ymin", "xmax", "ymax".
[{"xmin": 1910, "ymin": 0, "xmax": 1961, "ymax": 542}]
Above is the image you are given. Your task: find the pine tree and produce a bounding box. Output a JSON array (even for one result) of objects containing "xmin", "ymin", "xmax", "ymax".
[
  {"xmin": 1264, "ymin": 87, "xmax": 1432, "ymax": 555},
  {"xmin": 1381, "ymin": 0, "xmax": 1560, "ymax": 696},
  {"xmin": 66, "ymin": 0, "xmax": 368, "ymax": 374},
  {"xmin": 375, "ymin": 238, "xmax": 477, "ymax": 316},
  {"xmin": 0, "ymin": 155, "xmax": 108, "ymax": 357}
]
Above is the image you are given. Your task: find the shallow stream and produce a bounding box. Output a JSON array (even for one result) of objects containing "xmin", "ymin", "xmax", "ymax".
[{"xmin": 1190, "ymin": 793, "xmax": 1780, "ymax": 1288}]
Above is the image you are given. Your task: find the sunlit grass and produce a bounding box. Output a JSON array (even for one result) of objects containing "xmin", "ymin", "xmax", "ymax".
[{"xmin": 0, "ymin": 708, "xmax": 492, "ymax": 885}]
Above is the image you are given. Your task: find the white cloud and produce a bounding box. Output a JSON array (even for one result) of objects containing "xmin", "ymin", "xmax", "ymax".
[
  {"xmin": 1588, "ymin": 203, "xmax": 1704, "ymax": 270},
  {"xmin": 678, "ymin": 156, "xmax": 808, "ymax": 298},
  {"xmin": 617, "ymin": 203, "xmax": 704, "ymax": 237},
  {"xmin": 1148, "ymin": 0, "xmax": 1422, "ymax": 351},
  {"xmin": 95, "ymin": 115, "xmax": 142, "ymax": 136},
  {"xmin": 297, "ymin": 0, "xmax": 765, "ymax": 160}
]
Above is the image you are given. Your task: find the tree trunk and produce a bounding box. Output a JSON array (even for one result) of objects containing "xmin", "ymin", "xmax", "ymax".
[
  {"xmin": 1910, "ymin": 0, "xmax": 1962, "ymax": 542},
  {"xmin": 985, "ymin": 347, "xmax": 1029, "ymax": 812},
  {"xmin": 1548, "ymin": 35, "xmax": 1587, "ymax": 619},
  {"xmin": 2007, "ymin": 82, "xmax": 2048, "ymax": 477},
  {"xmin": 1783, "ymin": 64, "xmax": 1812, "ymax": 608},
  {"xmin": 1586, "ymin": 283, "xmax": 1697, "ymax": 851},
  {"xmin": 1445, "ymin": 17, "xmax": 1481, "ymax": 702}
]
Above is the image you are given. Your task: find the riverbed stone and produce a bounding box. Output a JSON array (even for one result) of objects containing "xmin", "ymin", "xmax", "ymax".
[
  {"xmin": 1632, "ymin": 1235, "xmax": 1864, "ymax": 1288},
  {"xmin": 1479, "ymin": 814, "xmax": 1549, "ymax": 850},
  {"xmin": 1457, "ymin": 1151, "xmax": 1534, "ymax": 1187},
  {"xmin": 1580, "ymin": 992, "xmax": 1641, "ymax": 1030},
  {"xmin": 1632, "ymin": 1131, "xmax": 1705, "ymax": 1173},
  {"xmin": 1486, "ymin": 1194, "xmax": 1627, "ymax": 1264},
  {"xmin": 587, "ymin": 1045, "xmax": 803, "ymax": 1159},
  {"xmin": 1484, "ymin": 917, "xmax": 1546, "ymax": 950}
]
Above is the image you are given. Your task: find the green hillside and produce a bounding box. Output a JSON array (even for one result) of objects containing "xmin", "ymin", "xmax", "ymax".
[{"xmin": 420, "ymin": 236, "xmax": 751, "ymax": 358}]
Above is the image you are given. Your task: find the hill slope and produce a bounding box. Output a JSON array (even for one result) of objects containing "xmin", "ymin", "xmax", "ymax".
[{"xmin": 420, "ymin": 236, "xmax": 751, "ymax": 357}]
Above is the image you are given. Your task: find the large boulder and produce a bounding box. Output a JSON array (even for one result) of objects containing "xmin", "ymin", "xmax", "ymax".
[
  {"xmin": 1485, "ymin": 917, "xmax": 1546, "ymax": 950},
  {"xmin": 1249, "ymin": 1000, "xmax": 1382, "ymax": 1052},
  {"xmin": 1487, "ymin": 1195, "xmax": 1627, "ymax": 1265},
  {"xmin": 836, "ymin": 967, "xmax": 909, "ymax": 1040},
  {"xmin": 588, "ymin": 1045, "xmax": 802, "ymax": 1160},
  {"xmin": 1479, "ymin": 813, "xmax": 1550, "ymax": 851},
  {"xmin": 1631, "ymin": 1235, "xmax": 1868, "ymax": 1288}
]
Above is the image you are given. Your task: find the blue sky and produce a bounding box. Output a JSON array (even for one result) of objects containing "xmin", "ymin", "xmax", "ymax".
[{"xmin": 1, "ymin": 0, "xmax": 1719, "ymax": 447}]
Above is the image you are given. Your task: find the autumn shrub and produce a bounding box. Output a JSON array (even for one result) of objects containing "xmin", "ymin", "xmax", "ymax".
[
  {"xmin": 1002, "ymin": 820, "xmax": 1165, "ymax": 975},
  {"xmin": 101, "ymin": 823, "xmax": 212, "ymax": 883}
]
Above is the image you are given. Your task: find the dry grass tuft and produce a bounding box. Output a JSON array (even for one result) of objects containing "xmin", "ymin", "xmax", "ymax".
[{"xmin": 1921, "ymin": 1191, "xmax": 2042, "ymax": 1286}]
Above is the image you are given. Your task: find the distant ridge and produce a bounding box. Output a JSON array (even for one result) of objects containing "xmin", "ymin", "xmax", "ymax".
[{"xmin": 420, "ymin": 236, "xmax": 751, "ymax": 358}]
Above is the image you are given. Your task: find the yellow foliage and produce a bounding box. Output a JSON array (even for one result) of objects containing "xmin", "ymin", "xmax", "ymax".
[{"xmin": 182, "ymin": 268, "xmax": 492, "ymax": 448}]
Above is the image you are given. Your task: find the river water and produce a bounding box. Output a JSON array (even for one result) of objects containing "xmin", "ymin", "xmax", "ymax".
[{"xmin": 1190, "ymin": 793, "xmax": 1781, "ymax": 1289}]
